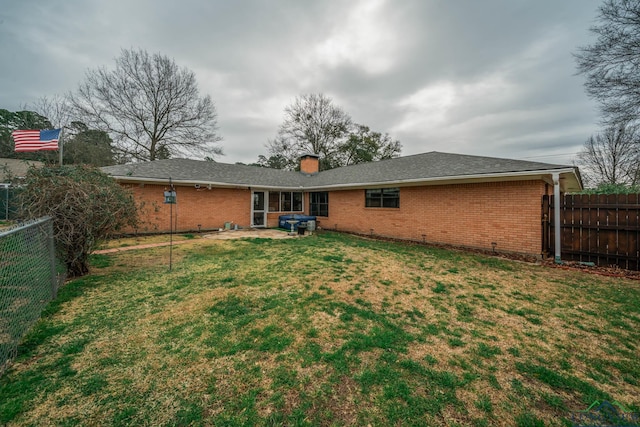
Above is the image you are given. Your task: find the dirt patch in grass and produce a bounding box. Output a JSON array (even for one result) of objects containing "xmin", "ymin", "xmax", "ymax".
[
  {"xmin": 545, "ymin": 260, "xmax": 640, "ymax": 281},
  {"xmin": 97, "ymin": 233, "xmax": 199, "ymax": 249},
  {"xmin": 98, "ymin": 229, "xmax": 304, "ymax": 251}
]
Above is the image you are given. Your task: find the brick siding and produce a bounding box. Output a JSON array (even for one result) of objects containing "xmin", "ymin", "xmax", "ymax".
[
  {"xmin": 124, "ymin": 184, "xmax": 251, "ymax": 233},
  {"xmin": 123, "ymin": 179, "xmax": 549, "ymax": 256},
  {"xmin": 316, "ymin": 180, "xmax": 548, "ymax": 256},
  {"xmin": 300, "ymin": 156, "xmax": 319, "ymax": 174}
]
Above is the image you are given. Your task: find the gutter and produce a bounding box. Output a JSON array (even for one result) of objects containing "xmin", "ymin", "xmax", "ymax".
[
  {"xmin": 109, "ymin": 167, "xmax": 580, "ymax": 192},
  {"xmin": 296, "ymin": 167, "xmax": 580, "ymax": 192},
  {"xmin": 111, "ymin": 176, "xmax": 252, "ymax": 190}
]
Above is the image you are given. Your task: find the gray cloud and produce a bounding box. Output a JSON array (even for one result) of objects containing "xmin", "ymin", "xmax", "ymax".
[{"xmin": 1, "ymin": 0, "xmax": 602, "ymax": 166}]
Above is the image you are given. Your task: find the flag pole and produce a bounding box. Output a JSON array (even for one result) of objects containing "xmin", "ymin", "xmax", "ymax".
[{"xmin": 58, "ymin": 127, "xmax": 65, "ymax": 166}]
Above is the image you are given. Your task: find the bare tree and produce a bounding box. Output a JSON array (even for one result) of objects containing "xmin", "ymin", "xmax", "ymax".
[
  {"xmin": 70, "ymin": 48, "xmax": 222, "ymax": 161},
  {"xmin": 577, "ymin": 122, "xmax": 639, "ymax": 186},
  {"xmin": 28, "ymin": 94, "xmax": 73, "ymax": 130},
  {"xmin": 575, "ymin": 0, "xmax": 640, "ymax": 125},
  {"xmin": 268, "ymin": 93, "xmax": 352, "ymax": 170}
]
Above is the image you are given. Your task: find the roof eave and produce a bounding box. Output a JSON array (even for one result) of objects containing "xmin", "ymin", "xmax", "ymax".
[
  {"xmin": 303, "ymin": 168, "xmax": 582, "ymax": 192},
  {"xmin": 108, "ymin": 167, "xmax": 582, "ymax": 193},
  {"xmin": 110, "ymin": 176, "xmax": 252, "ymax": 189},
  {"xmin": 110, "ymin": 176, "xmax": 308, "ymax": 191}
]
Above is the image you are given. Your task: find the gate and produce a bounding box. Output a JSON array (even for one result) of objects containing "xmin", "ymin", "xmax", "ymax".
[{"xmin": 543, "ymin": 194, "xmax": 640, "ymax": 271}]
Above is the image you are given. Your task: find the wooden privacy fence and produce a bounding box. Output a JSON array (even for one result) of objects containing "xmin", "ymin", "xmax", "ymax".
[{"xmin": 543, "ymin": 194, "xmax": 640, "ymax": 271}]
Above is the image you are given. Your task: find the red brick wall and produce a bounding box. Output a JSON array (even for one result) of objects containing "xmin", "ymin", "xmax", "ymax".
[
  {"xmin": 123, "ymin": 180, "xmax": 548, "ymax": 255},
  {"xmin": 315, "ymin": 180, "xmax": 547, "ymax": 255},
  {"xmin": 124, "ymin": 184, "xmax": 251, "ymax": 233},
  {"xmin": 300, "ymin": 156, "xmax": 319, "ymax": 174},
  {"xmin": 266, "ymin": 212, "xmax": 298, "ymax": 228}
]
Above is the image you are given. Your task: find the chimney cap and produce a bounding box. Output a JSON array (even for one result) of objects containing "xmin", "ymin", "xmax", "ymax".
[{"xmin": 299, "ymin": 153, "xmax": 319, "ymax": 159}]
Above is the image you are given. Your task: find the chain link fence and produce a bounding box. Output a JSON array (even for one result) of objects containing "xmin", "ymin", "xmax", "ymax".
[
  {"xmin": 0, "ymin": 183, "xmax": 21, "ymax": 221},
  {"xmin": 1, "ymin": 217, "xmax": 61, "ymax": 376}
]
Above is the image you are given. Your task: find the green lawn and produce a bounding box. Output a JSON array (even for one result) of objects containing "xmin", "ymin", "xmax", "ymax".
[{"xmin": 1, "ymin": 232, "xmax": 639, "ymax": 426}]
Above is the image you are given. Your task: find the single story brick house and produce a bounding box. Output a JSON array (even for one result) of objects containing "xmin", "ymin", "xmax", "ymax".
[{"xmin": 102, "ymin": 151, "xmax": 582, "ymax": 258}]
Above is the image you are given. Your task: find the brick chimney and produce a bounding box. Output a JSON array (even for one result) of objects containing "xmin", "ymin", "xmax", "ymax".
[{"xmin": 299, "ymin": 153, "xmax": 319, "ymax": 175}]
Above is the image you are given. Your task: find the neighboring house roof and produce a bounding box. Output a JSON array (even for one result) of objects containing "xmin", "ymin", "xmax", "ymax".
[
  {"xmin": 102, "ymin": 151, "xmax": 582, "ymax": 192},
  {"xmin": 0, "ymin": 158, "xmax": 43, "ymax": 181}
]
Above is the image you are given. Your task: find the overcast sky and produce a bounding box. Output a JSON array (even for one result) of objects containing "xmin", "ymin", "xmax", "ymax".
[{"xmin": 1, "ymin": 0, "xmax": 602, "ymax": 165}]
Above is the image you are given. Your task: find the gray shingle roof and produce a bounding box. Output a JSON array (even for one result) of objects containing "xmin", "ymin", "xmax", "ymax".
[
  {"xmin": 307, "ymin": 152, "xmax": 574, "ymax": 187},
  {"xmin": 102, "ymin": 158, "xmax": 311, "ymax": 188},
  {"xmin": 102, "ymin": 151, "xmax": 580, "ymax": 190}
]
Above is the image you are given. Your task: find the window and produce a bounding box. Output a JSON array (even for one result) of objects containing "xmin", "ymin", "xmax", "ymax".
[
  {"xmin": 293, "ymin": 192, "xmax": 303, "ymax": 211},
  {"xmin": 268, "ymin": 191, "xmax": 303, "ymax": 212},
  {"xmin": 268, "ymin": 192, "xmax": 280, "ymax": 211},
  {"xmin": 281, "ymin": 192, "xmax": 292, "ymax": 211},
  {"xmin": 365, "ymin": 188, "xmax": 399, "ymax": 208},
  {"xmin": 310, "ymin": 192, "xmax": 329, "ymax": 217}
]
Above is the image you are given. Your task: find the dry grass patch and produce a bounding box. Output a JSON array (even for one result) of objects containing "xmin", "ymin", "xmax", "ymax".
[
  {"xmin": 96, "ymin": 233, "xmax": 200, "ymax": 250},
  {"xmin": 1, "ymin": 232, "xmax": 638, "ymax": 426}
]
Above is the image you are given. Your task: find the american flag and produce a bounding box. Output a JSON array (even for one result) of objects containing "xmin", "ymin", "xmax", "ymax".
[{"xmin": 12, "ymin": 129, "xmax": 61, "ymax": 152}]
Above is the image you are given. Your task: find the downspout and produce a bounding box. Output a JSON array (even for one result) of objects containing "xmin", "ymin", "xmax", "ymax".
[{"xmin": 552, "ymin": 172, "xmax": 561, "ymax": 264}]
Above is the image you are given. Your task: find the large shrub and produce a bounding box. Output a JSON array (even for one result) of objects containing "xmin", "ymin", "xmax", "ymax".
[
  {"xmin": 577, "ymin": 182, "xmax": 640, "ymax": 195},
  {"xmin": 19, "ymin": 165, "xmax": 138, "ymax": 277}
]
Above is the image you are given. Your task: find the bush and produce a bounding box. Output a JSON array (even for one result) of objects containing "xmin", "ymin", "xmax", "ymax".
[
  {"xmin": 18, "ymin": 165, "xmax": 138, "ymax": 277},
  {"xmin": 577, "ymin": 183, "xmax": 640, "ymax": 195}
]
